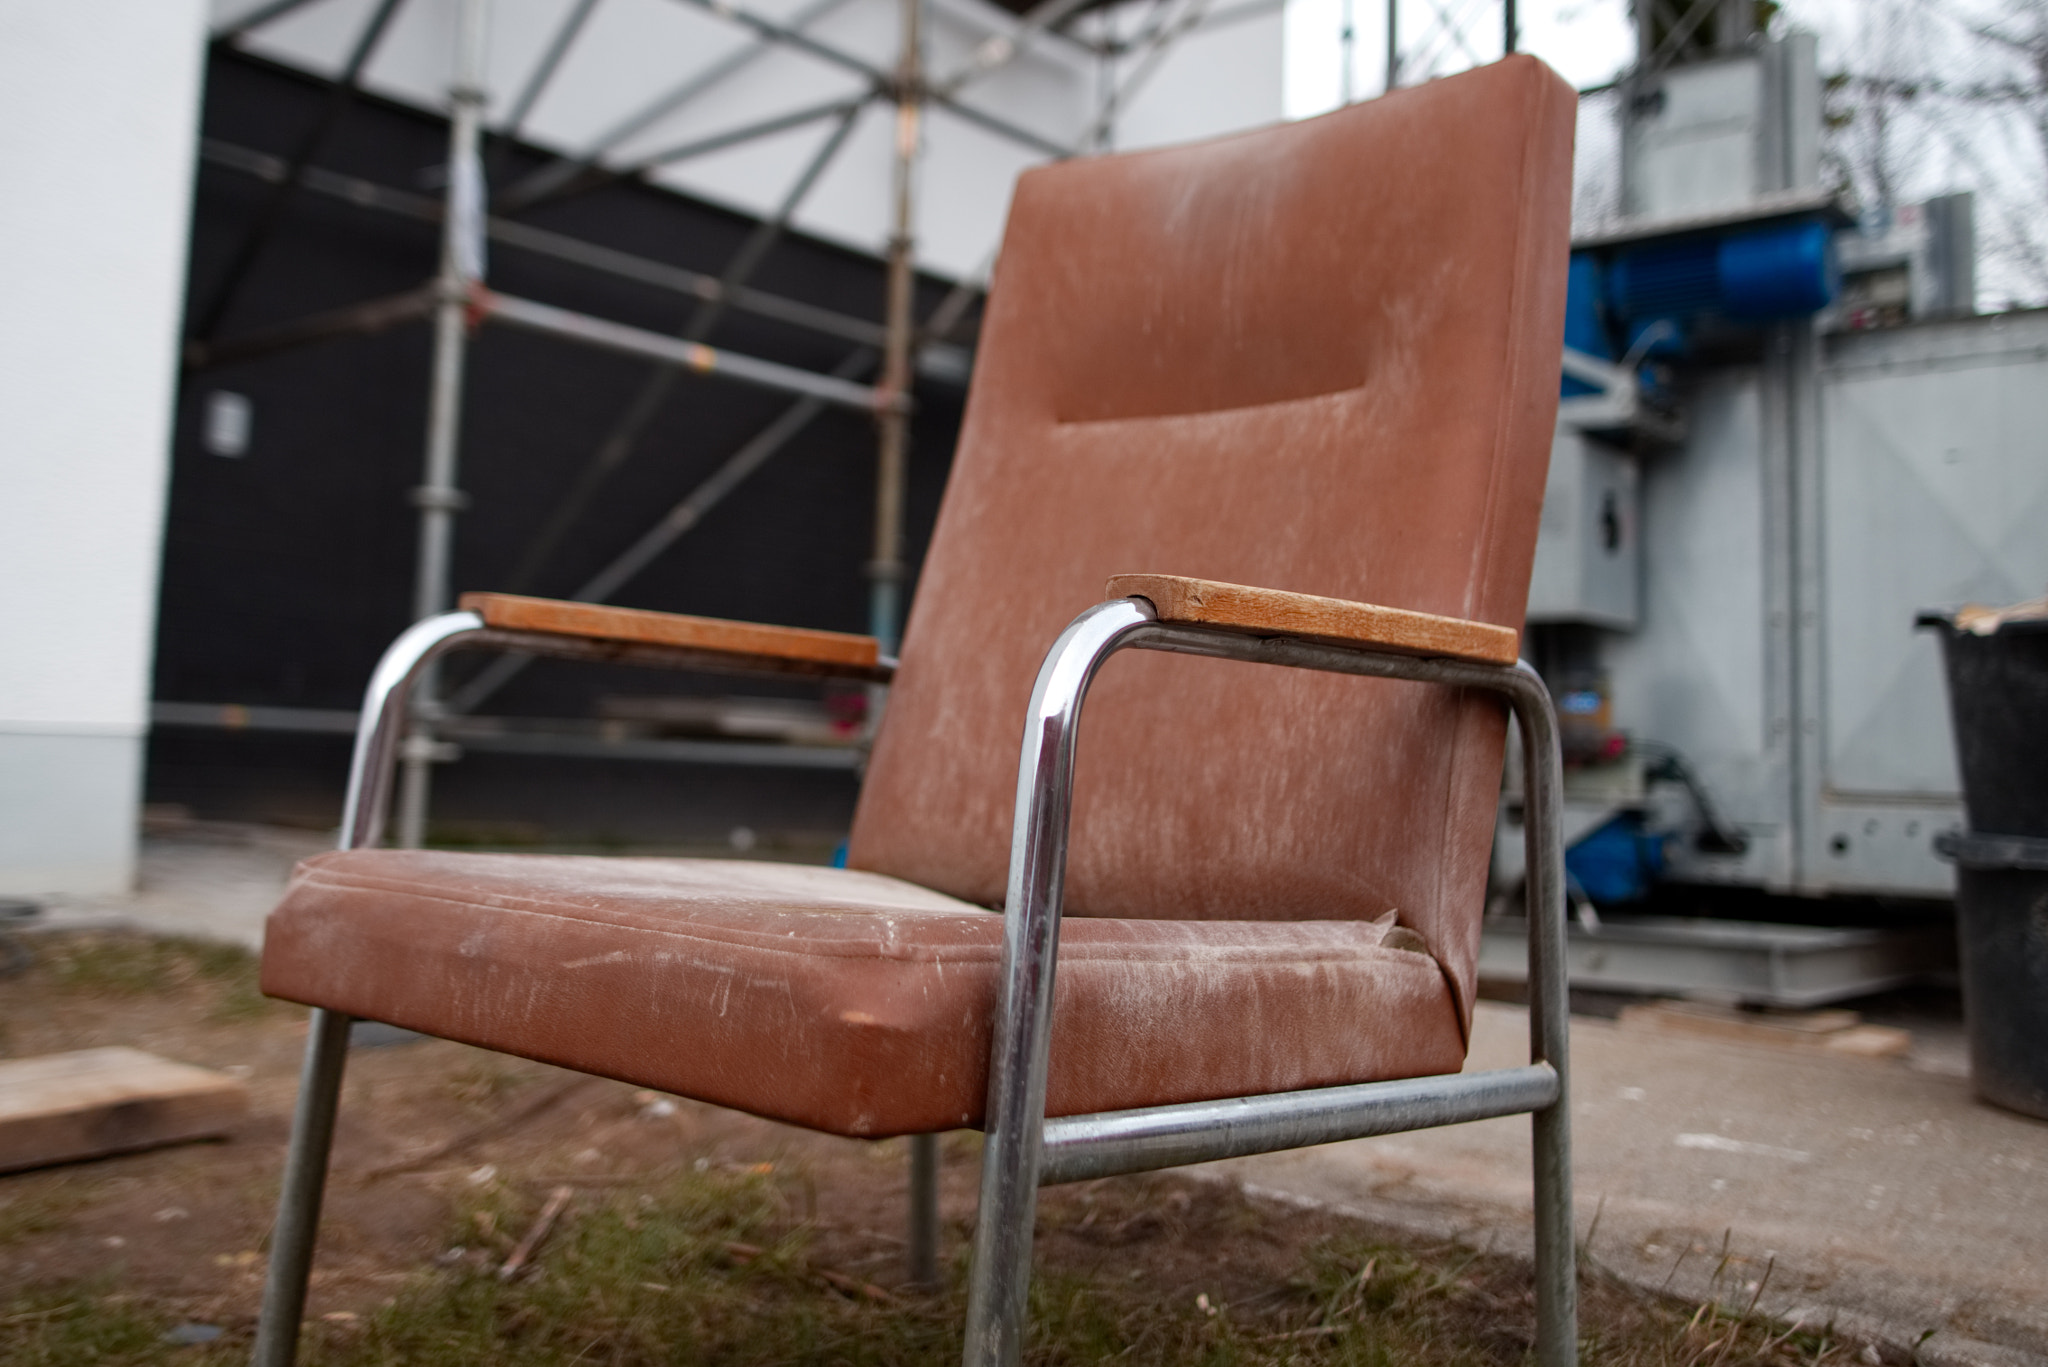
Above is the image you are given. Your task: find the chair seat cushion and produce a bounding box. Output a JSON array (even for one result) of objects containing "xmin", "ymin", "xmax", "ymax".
[{"xmin": 261, "ymin": 851, "xmax": 1468, "ymax": 1138}]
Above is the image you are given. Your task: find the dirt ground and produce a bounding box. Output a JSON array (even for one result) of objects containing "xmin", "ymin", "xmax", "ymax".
[{"xmin": 0, "ymin": 933, "xmax": 1880, "ymax": 1365}]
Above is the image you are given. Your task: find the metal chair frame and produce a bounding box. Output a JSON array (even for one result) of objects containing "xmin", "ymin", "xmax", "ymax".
[{"xmin": 252, "ymin": 595, "xmax": 1575, "ymax": 1367}]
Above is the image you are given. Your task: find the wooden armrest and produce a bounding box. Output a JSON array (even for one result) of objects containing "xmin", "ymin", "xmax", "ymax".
[
  {"xmin": 1106, "ymin": 574, "xmax": 1519, "ymax": 667},
  {"xmin": 458, "ymin": 593, "xmax": 890, "ymax": 680}
]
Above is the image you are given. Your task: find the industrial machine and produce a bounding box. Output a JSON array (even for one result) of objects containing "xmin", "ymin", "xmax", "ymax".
[{"xmin": 1486, "ymin": 8, "xmax": 2048, "ymax": 1004}]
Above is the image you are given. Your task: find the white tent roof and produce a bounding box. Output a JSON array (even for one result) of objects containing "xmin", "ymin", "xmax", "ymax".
[{"xmin": 210, "ymin": 0, "xmax": 1285, "ymax": 279}]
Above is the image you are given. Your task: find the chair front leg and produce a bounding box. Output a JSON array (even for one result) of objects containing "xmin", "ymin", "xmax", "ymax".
[
  {"xmin": 1511, "ymin": 663, "xmax": 1579, "ymax": 1367},
  {"xmin": 254, "ymin": 612, "xmax": 488, "ymax": 1365},
  {"xmin": 251, "ymin": 1008, "xmax": 353, "ymax": 1367},
  {"xmin": 963, "ymin": 600, "xmax": 1156, "ymax": 1367}
]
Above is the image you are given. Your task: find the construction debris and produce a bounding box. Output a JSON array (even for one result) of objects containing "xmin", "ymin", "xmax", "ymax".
[
  {"xmin": 1617, "ymin": 1001, "xmax": 1913, "ymax": 1060},
  {"xmin": 498, "ymin": 1185, "xmax": 575, "ymax": 1280},
  {"xmin": 0, "ymin": 1047, "xmax": 247, "ymax": 1173}
]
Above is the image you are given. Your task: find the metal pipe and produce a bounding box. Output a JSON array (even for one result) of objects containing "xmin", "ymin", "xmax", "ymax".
[
  {"xmin": 964, "ymin": 598, "xmax": 1159, "ymax": 1367},
  {"xmin": 397, "ymin": 0, "xmax": 490, "ymax": 852},
  {"xmin": 442, "ymin": 246, "xmax": 977, "ymax": 718},
  {"xmin": 884, "ymin": 0, "xmax": 931, "ymax": 1271},
  {"xmin": 214, "ymin": 0, "xmax": 328, "ymax": 40},
  {"xmin": 1039, "ymin": 1065, "xmax": 1559, "ymax": 1185},
  {"xmin": 498, "ymin": 0, "xmax": 858, "ymax": 209},
  {"xmin": 183, "ymin": 284, "xmax": 437, "ymax": 371},
  {"xmin": 1503, "ymin": 0, "xmax": 1516, "ymax": 53},
  {"xmin": 1081, "ymin": 0, "xmax": 1214, "ymax": 150},
  {"xmin": 573, "ymin": 349, "xmax": 880, "ymax": 605},
  {"xmin": 502, "ymin": 104, "xmax": 867, "ymax": 598},
  {"xmin": 496, "ymin": 0, "xmax": 600, "ymax": 146},
  {"xmin": 250, "ymin": 1007, "xmax": 352, "ymax": 1367},
  {"xmin": 870, "ymin": 0, "xmax": 923, "ymax": 655},
  {"xmin": 1385, "ymin": 0, "xmax": 1398, "ymax": 91},
  {"xmin": 662, "ymin": 0, "xmax": 1072, "ymax": 157},
  {"xmin": 1516, "ymin": 656, "xmax": 1578, "ymax": 1367},
  {"xmin": 1405, "ymin": 0, "xmax": 1485, "ymax": 76},
  {"xmin": 933, "ymin": 0, "xmax": 1096, "ymax": 98},
  {"xmin": 443, "ymin": 346, "xmax": 878, "ymax": 716},
  {"xmin": 484, "ymin": 217, "xmax": 887, "ymax": 347},
  {"xmin": 191, "ymin": 0, "xmax": 409, "ymax": 341},
  {"xmin": 150, "ymin": 701, "xmax": 879, "ymax": 768},
  {"xmin": 1341, "ymin": 0, "xmax": 1355, "ymax": 103},
  {"xmin": 966, "ymin": 603, "xmax": 1574, "ymax": 1367},
  {"xmin": 199, "ymin": 139, "xmax": 891, "ymax": 349},
  {"xmin": 482, "ymin": 292, "xmax": 892, "ymax": 411},
  {"xmin": 613, "ymin": 96, "xmax": 871, "ymax": 192},
  {"xmin": 339, "ymin": 613, "xmax": 492, "ymax": 850},
  {"xmin": 252, "ymin": 607, "xmax": 486, "ymax": 1367}
]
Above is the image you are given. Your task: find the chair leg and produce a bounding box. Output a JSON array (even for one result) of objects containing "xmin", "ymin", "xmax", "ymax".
[
  {"xmin": 907, "ymin": 1133, "xmax": 940, "ymax": 1286},
  {"xmin": 961, "ymin": 1118, "xmax": 1038, "ymax": 1367},
  {"xmin": 251, "ymin": 1008, "xmax": 353, "ymax": 1367},
  {"xmin": 1532, "ymin": 1099, "xmax": 1578, "ymax": 1367}
]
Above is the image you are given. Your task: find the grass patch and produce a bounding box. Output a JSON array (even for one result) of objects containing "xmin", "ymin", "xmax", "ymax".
[
  {"xmin": 18, "ymin": 932, "xmax": 274, "ymax": 1023},
  {"xmin": 0, "ymin": 1180, "xmax": 92, "ymax": 1250},
  {"xmin": 0, "ymin": 1167, "xmax": 1859, "ymax": 1367},
  {"xmin": 0, "ymin": 1283, "xmax": 233, "ymax": 1367}
]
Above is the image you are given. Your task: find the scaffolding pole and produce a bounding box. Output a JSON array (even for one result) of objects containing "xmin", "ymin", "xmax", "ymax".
[
  {"xmin": 499, "ymin": 0, "xmax": 859, "ymax": 209},
  {"xmin": 207, "ymin": 0, "xmax": 1175, "ymax": 856},
  {"xmin": 192, "ymin": 0, "xmax": 406, "ymax": 341},
  {"xmin": 1386, "ymin": 0, "xmax": 1399, "ymax": 92},
  {"xmin": 396, "ymin": 0, "xmax": 489, "ymax": 851},
  {"xmin": 197, "ymin": 139, "xmax": 895, "ymax": 350},
  {"xmin": 870, "ymin": 0, "xmax": 923, "ymax": 659}
]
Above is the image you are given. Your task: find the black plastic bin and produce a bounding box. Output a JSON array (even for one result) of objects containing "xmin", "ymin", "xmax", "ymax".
[{"xmin": 1920, "ymin": 602, "xmax": 2048, "ymax": 1120}]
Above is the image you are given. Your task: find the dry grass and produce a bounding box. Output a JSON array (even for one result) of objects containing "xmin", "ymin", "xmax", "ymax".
[
  {"xmin": 0, "ymin": 1167, "xmax": 1867, "ymax": 1367},
  {"xmin": 0, "ymin": 933, "xmax": 1875, "ymax": 1366}
]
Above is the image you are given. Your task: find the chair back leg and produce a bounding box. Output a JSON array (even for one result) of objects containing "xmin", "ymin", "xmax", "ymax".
[
  {"xmin": 251, "ymin": 1007, "xmax": 353, "ymax": 1367},
  {"xmin": 908, "ymin": 1133, "xmax": 941, "ymax": 1286}
]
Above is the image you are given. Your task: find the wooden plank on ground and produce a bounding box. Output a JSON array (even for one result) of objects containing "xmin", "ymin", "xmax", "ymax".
[
  {"xmin": 0, "ymin": 1047, "xmax": 249, "ymax": 1173},
  {"xmin": 1617, "ymin": 1002, "xmax": 1913, "ymax": 1060}
]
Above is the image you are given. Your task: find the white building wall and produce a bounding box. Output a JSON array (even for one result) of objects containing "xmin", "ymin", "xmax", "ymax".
[{"xmin": 0, "ymin": 1, "xmax": 210, "ymax": 894}]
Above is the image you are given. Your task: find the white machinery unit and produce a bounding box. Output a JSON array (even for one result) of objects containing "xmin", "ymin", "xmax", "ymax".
[
  {"xmin": 1528, "ymin": 427, "xmax": 1640, "ymax": 632},
  {"xmin": 1514, "ymin": 18, "xmax": 2048, "ymax": 928}
]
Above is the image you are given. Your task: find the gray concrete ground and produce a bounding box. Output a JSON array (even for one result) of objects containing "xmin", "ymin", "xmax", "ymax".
[
  {"xmin": 27, "ymin": 819, "xmax": 329, "ymax": 949},
  {"xmin": 15, "ymin": 824, "xmax": 2047, "ymax": 1363},
  {"xmin": 1206, "ymin": 1001, "xmax": 2048, "ymax": 1366}
]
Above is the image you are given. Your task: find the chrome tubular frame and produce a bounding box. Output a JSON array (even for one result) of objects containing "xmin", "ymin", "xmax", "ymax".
[
  {"xmin": 253, "ymin": 609, "xmax": 490, "ymax": 1367},
  {"xmin": 963, "ymin": 598, "xmax": 1576, "ymax": 1367},
  {"xmin": 258, "ymin": 600, "xmax": 1573, "ymax": 1367}
]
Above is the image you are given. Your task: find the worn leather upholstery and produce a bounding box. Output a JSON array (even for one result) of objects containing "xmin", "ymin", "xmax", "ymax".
[
  {"xmin": 262, "ymin": 852, "xmax": 1464, "ymax": 1136},
  {"xmin": 851, "ymin": 55, "xmax": 1575, "ymax": 1033},
  {"xmin": 261, "ymin": 57, "xmax": 1574, "ymax": 1139}
]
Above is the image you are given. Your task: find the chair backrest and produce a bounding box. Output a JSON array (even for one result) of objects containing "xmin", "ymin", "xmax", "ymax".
[{"xmin": 848, "ymin": 56, "xmax": 1575, "ymax": 1029}]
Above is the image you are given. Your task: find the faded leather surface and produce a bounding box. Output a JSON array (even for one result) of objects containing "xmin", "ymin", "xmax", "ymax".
[
  {"xmin": 849, "ymin": 58, "xmax": 1574, "ymax": 1038},
  {"xmin": 262, "ymin": 852, "xmax": 1466, "ymax": 1138}
]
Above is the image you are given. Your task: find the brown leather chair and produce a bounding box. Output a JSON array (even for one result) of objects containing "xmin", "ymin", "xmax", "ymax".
[{"xmin": 252, "ymin": 54, "xmax": 1579, "ymax": 1367}]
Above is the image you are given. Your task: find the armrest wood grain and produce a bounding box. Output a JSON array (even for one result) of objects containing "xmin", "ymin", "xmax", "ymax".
[
  {"xmin": 1106, "ymin": 574, "xmax": 1519, "ymax": 667},
  {"xmin": 458, "ymin": 593, "xmax": 890, "ymax": 679}
]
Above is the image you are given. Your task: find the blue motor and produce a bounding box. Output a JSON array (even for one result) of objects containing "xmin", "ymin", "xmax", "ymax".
[
  {"xmin": 1561, "ymin": 254, "xmax": 1613, "ymax": 397},
  {"xmin": 1608, "ymin": 220, "xmax": 1839, "ymax": 328},
  {"xmin": 1565, "ymin": 813, "xmax": 1669, "ymax": 906},
  {"xmin": 1718, "ymin": 221, "xmax": 1839, "ymax": 316}
]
